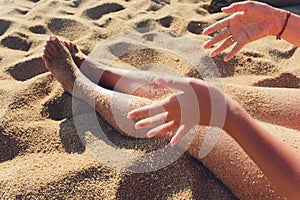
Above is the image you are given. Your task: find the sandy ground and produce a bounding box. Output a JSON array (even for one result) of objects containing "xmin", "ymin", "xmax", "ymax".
[{"xmin": 0, "ymin": 0, "xmax": 299, "ymax": 199}]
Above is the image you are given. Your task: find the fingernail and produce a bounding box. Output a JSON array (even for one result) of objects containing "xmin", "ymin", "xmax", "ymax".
[
  {"xmin": 221, "ymin": 7, "xmax": 228, "ymax": 11},
  {"xmin": 127, "ymin": 112, "xmax": 134, "ymax": 118},
  {"xmin": 147, "ymin": 132, "xmax": 155, "ymax": 138},
  {"xmin": 135, "ymin": 123, "xmax": 143, "ymax": 129},
  {"xmin": 202, "ymin": 43, "xmax": 208, "ymax": 49}
]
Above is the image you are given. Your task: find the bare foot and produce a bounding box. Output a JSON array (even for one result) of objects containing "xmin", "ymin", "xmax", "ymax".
[
  {"xmin": 42, "ymin": 35, "xmax": 81, "ymax": 94},
  {"xmin": 62, "ymin": 40, "xmax": 86, "ymax": 68},
  {"xmin": 60, "ymin": 40, "xmax": 171, "ymax": 100},
  {"xmin": 61, "ymin": 40, "xmax": 115, "ymax": 89}
]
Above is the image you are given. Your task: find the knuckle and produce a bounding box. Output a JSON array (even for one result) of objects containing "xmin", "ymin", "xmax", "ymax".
[
  {"xmin": 247, "ymin": 1, "xmax": 254, "ymax": 6},
  {"xmin": 245, "ymin": 1, "xmax": 255, "ymax": 9}
]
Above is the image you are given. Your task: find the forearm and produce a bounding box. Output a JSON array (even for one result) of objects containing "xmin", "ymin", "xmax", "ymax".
[{"xmin": 224, "ymin": 103, "xmax": 300, "ymax": 199}]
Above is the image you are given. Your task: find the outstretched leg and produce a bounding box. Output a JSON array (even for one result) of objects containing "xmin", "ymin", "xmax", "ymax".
[
  {"xmin": 62, "ymin": 41, "xmax": 171, "ymax": 100},
  {"xmin": 63, "ymin": 41, "xmax": 300, "ymax": 130},
  {"xmin": 43, "ymin": 36, "xmax": 299, "ymax": 199},
  {"xmin": 225, "ymin": 85, "xmax": 300, "ymax": 130},
  {"xmin": 43, "ymin": 36, "xmax": 152, "ymax": 137}
]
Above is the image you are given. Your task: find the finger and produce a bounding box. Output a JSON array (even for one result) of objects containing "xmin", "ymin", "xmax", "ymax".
[
  {"xmin": 203, "ymin": 28, "xmax": 231, "ymax": 49},
  {"xmin": 135, "ymin": 112, "xmax": 168, "ymax": 129},
  {"xmin": 224, "ymin": 42, "xmax": 245, "ymax": 62},
  {"xmin": 147, "ymin": 121, "xmax": 177, "ymax": 138},
  {"xmin": 209, "ymin": 37, "xmax": 235, "ymax": 58},
  {"xmin": 221, "ymin": 1, "xmax": 253, "ymax": 14},
  {"xmin": 170, "ymin": 125, "xmax": 190, "ymax": 146},
  {"xmin": 202, "ymin": 18, "xmax": 229, "ymax": 35},
  {"xmin": 155, "ymin": 77, "xmax": 190, "ymax": 92},
  {"xmin": 127, "ymin": 102, "xmax": 165, "ymax": 119}
]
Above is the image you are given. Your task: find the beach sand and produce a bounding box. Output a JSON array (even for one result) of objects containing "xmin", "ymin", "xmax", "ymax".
[{"xmin": 0, "ymin": 0, "xmax": 299, "ymax": 199}]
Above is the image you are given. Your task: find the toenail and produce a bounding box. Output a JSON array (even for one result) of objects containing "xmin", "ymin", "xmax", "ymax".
[{"xmin": 50, "ymin": 35, "xmax": 56, "ymax": 41}]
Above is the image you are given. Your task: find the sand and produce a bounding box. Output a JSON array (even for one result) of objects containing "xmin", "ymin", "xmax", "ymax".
[{"xmin": 0, "ymin": 0, "xmax": 299, "ymax": 199}]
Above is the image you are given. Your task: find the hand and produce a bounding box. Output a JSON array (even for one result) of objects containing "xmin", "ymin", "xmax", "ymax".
[
  {"xmin": 202, "ymin": 1, "xmax": 288, "ymax": 61},
  {"xmin": 127, "ymin": 77, "xmax": 228, "ymax": 146}
]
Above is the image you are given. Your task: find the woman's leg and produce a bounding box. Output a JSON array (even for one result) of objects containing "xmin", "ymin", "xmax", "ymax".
[
  {"xmin": 43, "ymin": 36, "xmax": 300, "ymax": 199},
  {"xmin": 225, "ymin": 85, "xmax": 300, "ymax": 130},
  {"xmin": 63, "ymin": 41, "xmax": 171, "ymax": 100},
  {"xmin": 64, "ymin": 41, "xmax": 300, "ymax": 131}
]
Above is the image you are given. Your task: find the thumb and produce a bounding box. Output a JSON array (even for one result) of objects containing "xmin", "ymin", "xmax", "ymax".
[{"xmin": 221, "ymin": 2, "xmax": 252, "ymax": 14}]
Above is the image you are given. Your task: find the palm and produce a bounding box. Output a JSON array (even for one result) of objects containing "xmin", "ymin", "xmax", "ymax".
[{"xmin": 230, "ymin": 9, "xmax": 273, "ymax": 44}]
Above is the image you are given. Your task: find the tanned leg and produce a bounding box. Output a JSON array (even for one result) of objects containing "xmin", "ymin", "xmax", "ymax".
[
  {"xmin": 225, "ymin": 85, "xmax": 300, "ymax": 130},
  {"xmin": 43, "ymin": 36, "xmax": 300, "ymax": 199},
  {"xmin": 43, "ymin": 36, "xmax": 152, "ymax": 137},
  {"xmin": 63, "ymin": 41, "xmax": 300, "ymax": 130},
  {"xmin": 62, "ymin": 41, "xmax": 171, "ymax": 100}
]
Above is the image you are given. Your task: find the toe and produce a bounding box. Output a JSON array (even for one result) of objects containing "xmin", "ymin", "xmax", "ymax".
[
  {"xmin": 73, "ymin": 43, "xmax": 80, "ymax": 52},
  {"xmin": 70, "ymin": 42, "xmax": 75, "ymax": 51},
  {"xmin": 50, "ymin": 35, "xmax": 57, "ymax": 42},
  {"xmin": 42, "ymin": 48, "xmax": 52, "ymax": 68},
  {"xmin": 63, "ymin": 41, "xmax": 72, "ymax": 51},
  {"xmin": 42, "ymin": 53, "xmax": 50, "ymax": 63},
  {"xmin": 52, "ymin": 35, "xmax": 62, "ymax": 47},
  {"xmin": 52, "ymin": 36, "xmax": 69, "ymax": 54},
  {"xmin": 43, "ymin": 47, "xmax": 54, "ymax": 60},
  {"xmin": 45, "ymin": 42, "xmax": 56, "ymax": 57},
  {"xmin": 45, "ymin": 36, "xmax": 61, "ymax": 56},
  {"xmin": 67, "ymin": 41, "xmax": 72, "ymax": 48}
]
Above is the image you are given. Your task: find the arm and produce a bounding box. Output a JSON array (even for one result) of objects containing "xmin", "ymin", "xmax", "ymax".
[
  {"xmin": 225, "ymin": 102, "xmax": 300, "ymax": 200},
  {"xmin": 128, "ymin": 77, "xmax": 300, "ymax": 199},
  {"xmin": 202, "ymin": 1, "xmax": 300, "ymax": 61},
  {"xmin": 281, "ymin": 12, "xmax": 300, "ymax": 47}
]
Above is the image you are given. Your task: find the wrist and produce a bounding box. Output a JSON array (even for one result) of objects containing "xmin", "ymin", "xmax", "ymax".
[
  {"xmin": 270, "ymin": 8, "xmax": 289, "ymax": 36},
  {"xmin": 223, "ymin": 99, "xmax": 249, "ymax": 137}
]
